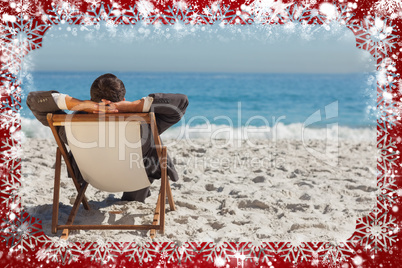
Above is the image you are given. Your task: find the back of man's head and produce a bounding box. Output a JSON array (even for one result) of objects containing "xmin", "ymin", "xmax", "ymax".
[{"xmin": 90, "ymin": 73, "xmax": 126, "ymax": 102}]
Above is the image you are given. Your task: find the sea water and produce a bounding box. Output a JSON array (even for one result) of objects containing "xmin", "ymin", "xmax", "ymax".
[{"xmin": 20, "ymin": 71, "xmax": 376, "ymax": 141}]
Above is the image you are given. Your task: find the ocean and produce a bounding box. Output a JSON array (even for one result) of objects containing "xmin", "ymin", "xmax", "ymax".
[{"xmin": 21, "ymin": 71, "xmax": 376, "ymax": 141}]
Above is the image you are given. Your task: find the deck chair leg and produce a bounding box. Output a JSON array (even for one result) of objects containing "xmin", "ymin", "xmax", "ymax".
[
  {"xmin": 47, "ymin": 114, "xmax": 90, "ymax": 211},
  {"xmin": 151, "ymin": 146, "xmax": 168, "ymax": 238},
  {"xmin": 160, "ymin": 147, "xmax": 167, "ymax": 235},
  {"xmin": 61, "ymin": 182, "xmax": 89, "ymax": 240},
  {"xmin": 166, "ymin": 179, "xmax": 176, "ymax": 211},
  {"xmin": 70, "ymin": 177, "xmax": 90, "ymax": 211},
  {"xmin": 52, "ymin": 148, "xmax": 62, "ymax": 234},
  {"xmin": 150, "ymin": 190, "xmax": 161, "ymax": 239}
]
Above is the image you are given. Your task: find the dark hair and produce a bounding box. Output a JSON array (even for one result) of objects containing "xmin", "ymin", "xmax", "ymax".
[{"xmin": 90, "ymin": 73, "xmax": 126, "ymax": 102}]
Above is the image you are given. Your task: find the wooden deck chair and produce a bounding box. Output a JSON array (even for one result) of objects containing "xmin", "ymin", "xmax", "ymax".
[{"xmin": 47, "ymin": 112, "xmax": 175, "ymax": 240}]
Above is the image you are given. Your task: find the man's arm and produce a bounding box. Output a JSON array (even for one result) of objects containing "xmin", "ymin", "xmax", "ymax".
[
  {"xmin": 26, "ymin": 91, "xmax": 118, "ymax": 127},
  {"xmin": 110, "ymin": 98, "xmax": 146, "ymax": 113},
  {"xmin": 64, "ymin": 96, "xmax": 117, "ymax": 113},
  {"xmin": 111, "ymin": 93, "xmax": 188, "ymax": 134},
  {"xmin": 26, "ymin": 90, "xmax": 65, "ymax": 127},
  {"xmin": 148, "ymin": 93, "xmax": 189, "ymax": 134}
]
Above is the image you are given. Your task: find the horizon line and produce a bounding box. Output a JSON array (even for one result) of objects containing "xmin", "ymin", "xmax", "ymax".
[{"xmin": 31, "ymin": 70, "xmax": 375, "ymax": 75}]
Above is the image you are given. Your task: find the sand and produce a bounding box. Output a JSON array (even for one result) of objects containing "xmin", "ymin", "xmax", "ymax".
[{"xmin": 20, "ymin": 137, "xmax": 377, "ymax": 244}]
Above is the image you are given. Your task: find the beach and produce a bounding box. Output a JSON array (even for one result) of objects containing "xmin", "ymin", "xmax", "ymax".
[{"xmin": 20, "ymin": 137, "xmax": 377, "ymax": 243}]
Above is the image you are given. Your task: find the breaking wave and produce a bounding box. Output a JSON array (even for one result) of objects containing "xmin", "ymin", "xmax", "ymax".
[{"xmin": 22, "ymin": 117, "xmax": 375, "ymax": 142}]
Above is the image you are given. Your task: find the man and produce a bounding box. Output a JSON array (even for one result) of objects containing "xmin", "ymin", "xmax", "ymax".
[{"xmin": 26, "ymin": 73, "xmax": 189, "ymax": 202}]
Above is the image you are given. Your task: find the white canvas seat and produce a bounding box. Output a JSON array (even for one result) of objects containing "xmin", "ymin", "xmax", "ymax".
[
  {"xmin": 65, "ymin": 120, "xmax": 150, "ymax": 192},
  {"xmin": 47, "ymin": 112, "xmax": 175, "ymax": 240}
]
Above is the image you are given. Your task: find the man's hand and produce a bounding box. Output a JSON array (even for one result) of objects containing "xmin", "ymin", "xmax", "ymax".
[{"xmin": 93, "ymin": 100, "xmax": 119, "ymax": 113}]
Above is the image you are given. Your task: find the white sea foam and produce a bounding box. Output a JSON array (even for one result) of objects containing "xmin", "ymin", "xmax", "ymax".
[
  {"xmin": 21, "ymin": 117, "xmax": 375, "ymax": 142},
  {"xmin": 21, "ymin": 117, "xmax": 53, "ymax": 140},
  {"xmin": 161, "ymin": 123, "xmax": 376, "ymax": 141}
]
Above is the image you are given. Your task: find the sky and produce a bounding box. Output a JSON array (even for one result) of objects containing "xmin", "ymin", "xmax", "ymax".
[{"xmin": 29, "ymin": 22, "xmax": 376, "ymax": 73}]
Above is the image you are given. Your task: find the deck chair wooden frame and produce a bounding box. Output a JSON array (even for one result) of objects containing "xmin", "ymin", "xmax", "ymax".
[{"xmin": 47, "ymin": 112, "xmax": 175, "ymax": 240}]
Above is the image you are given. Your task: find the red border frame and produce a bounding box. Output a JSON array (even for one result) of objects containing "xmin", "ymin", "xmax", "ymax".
[{"xmin": 1, "ymin": 0, "xmax": 401, "ymax": 267}]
